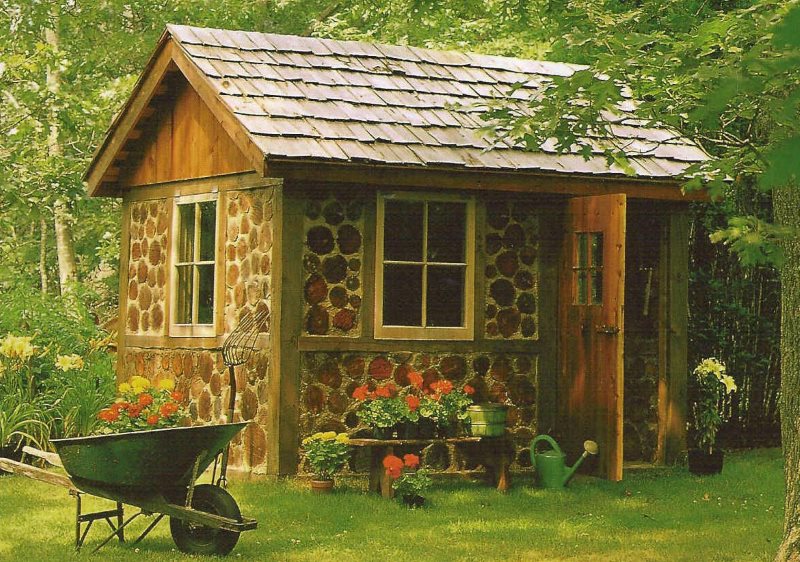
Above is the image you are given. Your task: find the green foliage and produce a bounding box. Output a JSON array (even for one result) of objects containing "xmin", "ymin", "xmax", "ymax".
[
  {"xmin": 0, "ymin": 281, "xmax": 116, "ymax": 444},
  {"xmin": 392, "ymin": 468, "xmax": 432, "ymax": 501},
  {"xmin": 709, "ymin": 216, "xmax": 791, "ymax": 267},
  {"xmin": 0, "ymin": 395, "xmax": 49, "ymax": 451},
  {"xmin": 356, "ymin": 395, "xmax": 408, "ymax": 429}
]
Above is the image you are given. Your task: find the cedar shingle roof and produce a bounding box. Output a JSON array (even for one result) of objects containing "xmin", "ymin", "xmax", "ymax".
[{"xmin": 165, "ymin": 24, "xmax": 706, "ymax": 180}]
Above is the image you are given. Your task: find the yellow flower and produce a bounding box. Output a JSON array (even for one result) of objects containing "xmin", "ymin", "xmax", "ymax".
[
  {"xmin": 335, "ymin": 433, "xmax": 350, "ymax": 444},
  {"xmin": 118, "ymin": 382, "xmax": 132, "ymax": 394},
  {"xmin": 0, "ymin": 335, "xmax": 36, "ymax": 361},
  {"xmin": 55, "ymin": 354, "xmax": 84, "ymax": 372},
  {"xmin": 158, "ymin": 378, "xmax": 175, "ymax": 391},
  {"xmin": 130, "ymin": 375, "xmax": 150, "ymax": 393},
  {"xmin": 321, "ymin": 431, "xmax": 337, "ymax": 440},
  {"xmin": 721, "ymin": 375, "xmax": 737, "ymax": 394},
  {"xmin": 311, "ymin": 432, "xmax": 324, "ymax": 440}
]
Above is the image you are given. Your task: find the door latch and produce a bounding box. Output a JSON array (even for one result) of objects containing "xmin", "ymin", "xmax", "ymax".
[{"xmin": 595, "ymin": 325, "xmax": 620, "ymax": 335}]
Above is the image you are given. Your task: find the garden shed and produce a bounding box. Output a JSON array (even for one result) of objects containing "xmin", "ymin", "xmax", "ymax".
[{"xmin": 85, "ymin": 24, "xmax": 706, "ymax": 481}]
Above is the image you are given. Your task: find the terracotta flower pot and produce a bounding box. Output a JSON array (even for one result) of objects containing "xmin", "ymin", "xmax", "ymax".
[
  {"xmin": 688, "ymin": 449, "xmax": 724, "ymax": 475},
  {"xmin": 311, "ymin": 479, "xmax": 334, "ymax": 493}
]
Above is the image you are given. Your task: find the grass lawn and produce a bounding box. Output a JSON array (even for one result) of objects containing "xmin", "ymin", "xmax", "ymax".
[{"xmin": 0, "ymin": 448, "xmax": 784, "ymax": 561}]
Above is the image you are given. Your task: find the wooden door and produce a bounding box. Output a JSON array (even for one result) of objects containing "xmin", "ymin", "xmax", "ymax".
[{"xmin": 558, "ymin": 194, "xmax": 626, "ymax": 481}]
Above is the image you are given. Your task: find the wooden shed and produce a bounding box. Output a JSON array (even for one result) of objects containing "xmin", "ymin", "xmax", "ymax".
[{"xmin": 85, "ymin": 25, "xmax": 706, "ymax": 481}]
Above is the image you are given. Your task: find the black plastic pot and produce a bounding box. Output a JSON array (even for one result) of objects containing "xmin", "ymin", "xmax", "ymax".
[{"xmin": 402, "ymin": 494, "xmax": 425, "ymax": 508}]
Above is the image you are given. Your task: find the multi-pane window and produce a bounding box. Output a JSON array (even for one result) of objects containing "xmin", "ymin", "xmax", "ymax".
[
  {"xmin": 376, "ymin": 193, "xmax": 474, "ymax": 340},
  {"xmin": 174, "ymin": 198, "xmax": 217, "ymax": 327},
  {"xmin": 573, "ymin": 232, "xmax": 603, "ymax": 305}
]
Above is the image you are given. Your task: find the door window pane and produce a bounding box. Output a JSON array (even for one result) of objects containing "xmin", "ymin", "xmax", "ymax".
[
  {"xmin": 427, "ymin": 202, "xmax": 466, "ymax": 263},
  {"xmin": 591, "ymin": 233, "xmax": 603, "ymax": 270},
  {"xmin": 576, "ymin": 271, "xmax": 588, "ymax": 305},
  {"xmin": 383, "ymin": 264, "xmax": 423, "ymax": 326},
  {"xmin": 384, "ymin": 200, "xmax": 423, "ymax": 261},
  {"xmin": 427, "ymin": 266, "xmax": 464, "ymax": 327}
]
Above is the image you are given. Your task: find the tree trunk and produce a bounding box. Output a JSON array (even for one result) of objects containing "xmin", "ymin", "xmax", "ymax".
[
  {"xmin": 39, "ymin": 217, "xmax": 48, "ymax": 294},
  {"xmin": 774, "ymin": 184, "xmax": 800, "ymax": 562},
  {"xmin": 45, "ymin": 16, "xmax": 77, "ymax": 295}
]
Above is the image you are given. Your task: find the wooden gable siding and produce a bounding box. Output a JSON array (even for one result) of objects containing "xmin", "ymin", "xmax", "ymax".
[{"xmin": 122, "ymin": 75, "xmax": 251, "ymax": 187}]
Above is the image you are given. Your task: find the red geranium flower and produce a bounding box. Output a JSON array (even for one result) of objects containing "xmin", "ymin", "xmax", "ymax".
[
  {"xmin": 430, "ymin": 380, "xmax": 454, "ymax": 395},
  {"xmin": 160, "ymin": 402, "xmax": 179, "ymax": 417},
  {"xmin": 403, "ymin": 454, "xmax": 420, "ymax": 469},
  {"xmin": 146, "ymin": 414, "xmax": 160, "ymax": 426},
  {"xmin": 463, "ymin": 385, "xmax": 475, "ymax": 395},
  {"xmin": 127, "ymin": 405, "xmax": 143, "ymax": 418},
  {"xmin": 408, "ymin": 371, "xmax": 424, "ymax": 389},
  {"xmin": 138, "ymin": 393, "xmax": 154, "ymax": 407},
  {"xmin": 405, "ymin": 395, "xmax": 420, "ymax": 412},
  {"xmin": 375, "ymin": 384, "xmax": 393, "ymax": 398},
  {"xmin": 383, "ymin": 454, "xmax": 404, "ymax": 480},
  {"xmin": 352, "ymin": 385, "xmax": 370, "ymax": 401},
  {"xmin": 170, "ymin": 391, "xmax": 183, "ymax": 402}
]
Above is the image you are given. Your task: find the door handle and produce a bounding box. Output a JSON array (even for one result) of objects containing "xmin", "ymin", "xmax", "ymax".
[{"xmin": 595, "ymin": 325, "xmax": 620, "ymax": 335}]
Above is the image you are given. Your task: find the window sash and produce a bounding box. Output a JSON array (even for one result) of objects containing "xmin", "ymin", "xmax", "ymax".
[
  {"xmin": 171, "ymin": 195, "xmax": 218, "ymax": 332},
  {"xmin": 375, "ymin": 193, "xmax": 474, "ymax": 340}
]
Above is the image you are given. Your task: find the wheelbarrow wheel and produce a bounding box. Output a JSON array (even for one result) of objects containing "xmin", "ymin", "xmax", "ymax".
[{"xmin": 170, "ymin": 484, "xmax": 241, "ymax": 555}]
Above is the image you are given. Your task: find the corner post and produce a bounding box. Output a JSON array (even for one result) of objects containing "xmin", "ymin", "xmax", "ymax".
[{"xmin": 268, "ymin": 182, "xmax": 303, "ymax": 475}]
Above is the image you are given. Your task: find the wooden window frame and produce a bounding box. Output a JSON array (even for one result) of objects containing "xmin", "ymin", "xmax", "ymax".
[
  {"xmin": 375, "ymin": 192, "xmax": 475, "ymax": 341},
  {"xmin": 169, "ymin": 192, "xmax": 220, "ymax": 337}
]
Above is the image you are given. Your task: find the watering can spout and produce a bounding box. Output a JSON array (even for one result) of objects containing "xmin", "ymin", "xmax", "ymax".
[{"xmin": 562, "ymin": 440, "xmax": 599, "ymax": 486}]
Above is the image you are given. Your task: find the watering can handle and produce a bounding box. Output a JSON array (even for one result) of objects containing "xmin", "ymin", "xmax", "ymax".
[{"xmin": 531, "ymin": 435, "xmax": 563, "ymax": 456}]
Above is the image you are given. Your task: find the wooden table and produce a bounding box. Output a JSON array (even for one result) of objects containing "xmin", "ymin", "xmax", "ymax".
[{"xmin": 348, "ymin": 436, "xmax": 512, "ymax": 498}]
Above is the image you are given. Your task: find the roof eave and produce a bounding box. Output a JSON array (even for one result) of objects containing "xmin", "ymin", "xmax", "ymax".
[{"xmin": 264, "ymin": 156, "xmax": 709, "ymax": 202}]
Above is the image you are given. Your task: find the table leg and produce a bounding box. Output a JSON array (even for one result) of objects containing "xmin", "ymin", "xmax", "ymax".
[{"xmin": 368, "ymin": 447, "xmax": 383, "ymax": 494}]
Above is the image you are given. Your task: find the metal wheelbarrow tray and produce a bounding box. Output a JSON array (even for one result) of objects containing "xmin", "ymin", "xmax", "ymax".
[{"xmin": 0, "ymin": 422, "xmax": 257, "ymax": 555}]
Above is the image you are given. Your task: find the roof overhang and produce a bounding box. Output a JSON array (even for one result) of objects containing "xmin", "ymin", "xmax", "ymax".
[{"xmin": 265, "ymin": 158, "xmax": 708, "ymax": 202}]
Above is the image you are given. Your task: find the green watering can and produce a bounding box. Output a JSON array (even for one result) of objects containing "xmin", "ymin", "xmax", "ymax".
[{"xmin": 530, "ymin": 435, "xmax": 599, "ymax": 488}]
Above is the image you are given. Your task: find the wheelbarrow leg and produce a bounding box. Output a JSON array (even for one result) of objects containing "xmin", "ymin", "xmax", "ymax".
[{"xmin": 91, "ymin": 511, "xmax": 144, "ymax": 554}]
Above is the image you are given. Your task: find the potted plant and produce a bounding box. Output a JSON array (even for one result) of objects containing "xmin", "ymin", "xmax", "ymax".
[
  {"xmin": 352, "ymin": 382, "xmax": 411, "ymax": 438},
  {"xmin": 688, "ymin": 357, "xmax": 737, "ymax": 475},
  {"xmin": 418, "ymin": 380, "xmax": 475, "ymax": 437},
  {"xmin": 383, "ymin": 453, "xmax": 431, "ymax": 508},
  {"xmin": 95, "ymin": 376, "xmax": 188, "ymax": 433},
  {"xmin": 302, "ymin": 431, "xmax": 351, "ymax": 492}
]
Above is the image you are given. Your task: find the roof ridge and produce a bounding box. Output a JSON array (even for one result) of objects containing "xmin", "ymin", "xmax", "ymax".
[{"xmin": 166, "ymin": 23, "xmax": 588, "ymax": 77}]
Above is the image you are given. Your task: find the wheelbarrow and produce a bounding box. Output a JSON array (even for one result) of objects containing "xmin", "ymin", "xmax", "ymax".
[
  {"xmin": 0, "ymin": 309, "xmax": 268, "ymax": 555},
  {"xmin": 0, "ymin": 422, "xmax": 256, "ymax": 555}
]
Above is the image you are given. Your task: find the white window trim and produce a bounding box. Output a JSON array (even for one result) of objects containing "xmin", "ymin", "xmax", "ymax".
[
  {"xmin": 169, "ymin": 192, "xmax": 220, "ymax": 338},
  {"xmin": 375, "ymin": 191, "xmax": 475, "ymax": 341}
]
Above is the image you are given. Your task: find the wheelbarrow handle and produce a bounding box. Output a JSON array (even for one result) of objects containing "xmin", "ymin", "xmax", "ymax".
[{"xmin": 531, "ymin": 434, "xmax": 563, "ymax": 456}]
